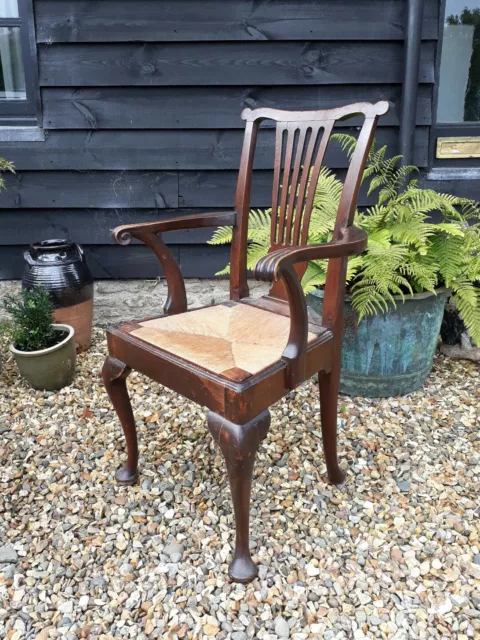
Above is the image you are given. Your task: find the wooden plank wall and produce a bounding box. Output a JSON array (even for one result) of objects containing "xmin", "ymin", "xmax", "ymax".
[{"xmin": 0, "ymin": 0, "xmax": 439, "ymax": 279}]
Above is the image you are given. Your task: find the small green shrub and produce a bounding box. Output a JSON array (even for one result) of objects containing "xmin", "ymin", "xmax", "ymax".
[
  {"xmin": 3, "ymin": 286, "xmax": 58, "ymax": 352},
  {"xmin": 209, "ymin": 136, "xmax": 480, "ymax": 345}
]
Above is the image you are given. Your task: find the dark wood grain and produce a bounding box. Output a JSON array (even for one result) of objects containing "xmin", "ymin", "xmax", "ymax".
[
  {"xmin": 207, "ymin": 409, "xmax": 271, "ymax": 583},
  {"xmin": 178, "ymin": 165, "xmax": 422, "ymax": 210},
  {"xmin": 7, "ymin": 202, "xmax": 433, "ymax": 248},
  {"xmin": 42, "ymin": 85, "xmax": 433, "ymax": 130},
  {"xmin": 39, "ymin": 41, "xmax": 435, "ymax": 87},
  {"xmin": 1, "ymin": 127, "xmax": 429, "ymax": 170},
  {"xmin": 0, "ymin": 172, "xmax": 178, "ymax": 209},
  {"xmin": 0, "ymin": 209, "xmax": 228, "ymax": 245},
  {"xmin": 102, "ymin": 356, "xmax": 138, "ymax": 485},
  {"xmin": 420, "ymin": 176, "xmax": 480, "ymax": 200},
  {"xmin": 0, "ymin": 244, "xmax": 230, "ymax": 280},
  {"xmin": 35, "ymin": 0, "xmax": 439, "ymax": 43}
]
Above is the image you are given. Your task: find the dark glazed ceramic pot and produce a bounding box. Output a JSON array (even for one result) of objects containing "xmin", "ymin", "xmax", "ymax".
[{"xmin": 22, "ymin": 239, "xmax": 94, "ymax": 352}]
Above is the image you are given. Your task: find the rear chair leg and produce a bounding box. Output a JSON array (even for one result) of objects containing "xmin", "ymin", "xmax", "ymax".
[
  {"xmin": 208, "ymin": 409, "xmax": 271, "ymax": 583},
  {"xmin": 318, "ymin": 368, "xmax": 346, "ymax": 485},
  {"xmin": 102, "ymin": 355, "xmax": 138, "ymax": 485}
]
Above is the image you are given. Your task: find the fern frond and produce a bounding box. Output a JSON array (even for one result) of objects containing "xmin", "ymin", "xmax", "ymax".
[
  {"xmin": 302, "ymin": 261, "xmax": 328, "ymax": 294},
  {"xmin": 215, "ymin": 264, "xmax": 231, "ymax": 276},
  {"xmin": 451, "ymin": 282, "xmax": 480, "ymax": 346},
  {"xmin": 208, "ymin": 226, "xmax": 234, "ymax": 246},
  {"xmin": 331, "ymin": 133, "xmax": 357, "ymax": 160}
]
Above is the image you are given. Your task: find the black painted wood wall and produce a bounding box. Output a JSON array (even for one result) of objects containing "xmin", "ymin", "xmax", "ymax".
[{"xmin": 0, "ymin": 0, "xmax": 439, "ymax": 279}]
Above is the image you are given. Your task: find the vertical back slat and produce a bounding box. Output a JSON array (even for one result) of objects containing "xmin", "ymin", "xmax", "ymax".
[
  {"xmin": 333, "ymin": 116, "xmax": 378, "ymax": 235},
  {"xmin": 300, "ymin": 119, "xmax": 335, "ymax": 245},
  {"xmin": 284, "ymin": 124, "xmax": 308, "ymax": 245},
  {"xmin": 291, "ymin": 124, "xmax": 322, "ymax": 245},
  {"xmin": 275, "ymin": 122, "xmax": 296, "ymax": 246},
  {"xmin": 270, "ymin": 124, "xmax": 286, "ymax": 246}
]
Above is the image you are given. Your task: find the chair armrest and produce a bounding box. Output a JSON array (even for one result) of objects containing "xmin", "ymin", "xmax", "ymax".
[
  {"xmin": 113, "ymin": 210, "xmax": 237, "ymax": 245},
  {"xmin": 253, "ymin": 227, "xmax": 367, "ymax": 388},
  {"xmin": 112, "ymin": 211, "xmax": 237, "ymax": 316},
  {"xmin": 253, "ymin": 227, "xmax": 367, "ymax": 283}
]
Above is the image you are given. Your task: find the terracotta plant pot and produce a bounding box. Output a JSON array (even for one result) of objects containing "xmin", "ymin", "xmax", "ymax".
[
  {"xmin": 9, "ymin": 324, "xmax": 76, "ymax": 391},
  {"xmin": 23, "ymin": 240, "xmax": 94, "ymax": 353}
]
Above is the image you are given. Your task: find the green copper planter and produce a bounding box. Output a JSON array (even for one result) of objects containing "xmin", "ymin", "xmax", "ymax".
[{"xmin": 307, "ymin": 288, "xmax": 447, "ymax": 398}]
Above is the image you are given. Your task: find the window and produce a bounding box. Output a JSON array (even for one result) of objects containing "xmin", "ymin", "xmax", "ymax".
[
  {"xmin": 438, "ymin": 1, "xmax": 480, "ymax": 123},
  {"xmin": 0, "ymin": 0, "xmax": 40, "ymax": 125}
]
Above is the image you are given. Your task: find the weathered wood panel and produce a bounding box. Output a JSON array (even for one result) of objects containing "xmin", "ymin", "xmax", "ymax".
[
  {"xmin": 0, "ymin": 210, "xmax": 222, "ymax": 245},
  {"xmin": 42, "ymin": 85, "xmax": 433, "ymax": 130},
  {"xmin": 0, "ymin": 172, "xmax": 178, "ymax": 208},
  {"xmin": 178, "ymin": 245, "xmax": 232, "ymax": 277},
  {"xmin": 0, "ymin": 245, "xmax": 165, "ymax": 279},
  {"xmin": 0, "ymin": 165, "xmax": 400, "ymax": 211},
  {"xmin": 39, "ymin": 41, "xmax": 435, "ymax": 87},
  {"xmin": 178, "ymin": 170, "xmax": 381, "ymax": 208},
  {"xmin": 2, "ymin": 127, "xmax": 429, "ymax": 170},
  {"xmin": 35, "ymin": 0, "xmax": 439, "ymax": 43},
  {"xmin": 0, "ymin": 244, "xmax": 230, "ymax": 279},
  {"xmin": 420, "ymin": 177, "xmax": 480, "ymax": 201}
]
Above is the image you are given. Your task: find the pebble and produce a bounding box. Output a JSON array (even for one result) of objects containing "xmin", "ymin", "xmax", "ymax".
[
  {"xmin": 0, "ymin": 545, "xmax": 17, "ymax": 564},
  {"xmin": 0, "ymin": 329, "xmax": 478, "ymax": 639},
  {"xmin": 274, "ymin": 616, "xmax": 290, "ymax": 638},
  {"xmin": 163, "ymin": 542, "xmax": 184, "ymax": 561}
]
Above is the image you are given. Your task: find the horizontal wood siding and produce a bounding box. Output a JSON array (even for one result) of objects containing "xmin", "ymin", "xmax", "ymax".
[
  {"xmin": 35, "ymin": 0, "xmax": 439, "ymax": 42},
  {"xmin": 1, "ymin": 0, "xmax": 438, "ymax": 280},
  {"xmin": 1, "ymin": 127, "xmax": 430, "ymax": 170},
  {"xmin": 39, "ymin": 42, "xmax": 436, "ymax": 87},
  {"xmin": 0, "ymin": 245, "xmax": 231, "ymax": 279},
  {"xmin": 42, "ymin": 85, "xmax": 433, "ymax": 130}
]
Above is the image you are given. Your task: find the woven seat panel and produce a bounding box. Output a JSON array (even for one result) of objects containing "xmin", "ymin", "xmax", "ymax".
[{"xmin": 130, "ymin": 302, "xmax": 317, "ymax": 381}]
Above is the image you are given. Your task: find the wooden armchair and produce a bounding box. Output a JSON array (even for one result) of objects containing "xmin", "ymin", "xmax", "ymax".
[{"xmin": 103, "ymin": 101, "xmax": 389, "ymax": 583}]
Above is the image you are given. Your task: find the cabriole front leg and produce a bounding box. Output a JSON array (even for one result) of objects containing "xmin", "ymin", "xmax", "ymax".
[
  {"xmin": 102, "ymin": 355, "xmax": 138, "ymax": 485},
  {"xmin": 208, "ymin": 409, "xmax": 271, "ymax": 583}
]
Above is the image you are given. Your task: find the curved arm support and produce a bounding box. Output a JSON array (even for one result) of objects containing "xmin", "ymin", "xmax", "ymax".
[
  {"xmin": 253, "ymin": 227, "xmax": 367, "ymax": 388},
  {"xmin": 112, "ymin": 211, "xmax": 237, "ymax": 316},
  {"xmin": 254, "ymin": 227, "xmax": 367, "ymax": 283},
  {"xmin": 112, "ymin": 211, "xmax": 237, "ymax": 246},
  {"xmin": 138, "ymin": 231, "xmax": 187, "ymax": 315}
]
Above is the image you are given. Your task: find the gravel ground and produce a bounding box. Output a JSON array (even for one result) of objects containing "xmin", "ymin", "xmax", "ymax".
[{"xmin": 0, "ymin": 328, "xmax": 479, "ymax": 640}]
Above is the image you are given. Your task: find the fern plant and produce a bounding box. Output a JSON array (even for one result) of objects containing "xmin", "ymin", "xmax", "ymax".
[{"xmin": 209, "ymin": 136, "xmax": 480, "ymax": 346}]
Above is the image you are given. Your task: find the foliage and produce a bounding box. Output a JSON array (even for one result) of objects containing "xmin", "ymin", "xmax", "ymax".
[
  {"xmin": 0, "ymin": 156, "xmax": 15, "ymax": 191},
  {"xmin": 209, "ymin": 136, "xmax": 480, "ymax": 345},
  {"xmin": 3, "ymin": 286, "xmax": 58, "ymax": 352},
  {"xmin": 0, "ymin": 319, "xmax": 12, "ymax": 356}
]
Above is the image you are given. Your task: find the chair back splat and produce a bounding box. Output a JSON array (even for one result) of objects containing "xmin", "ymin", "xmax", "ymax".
[{"xmin": 229, "ymin": 102, "xmax": 389, "ymax": 302}]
